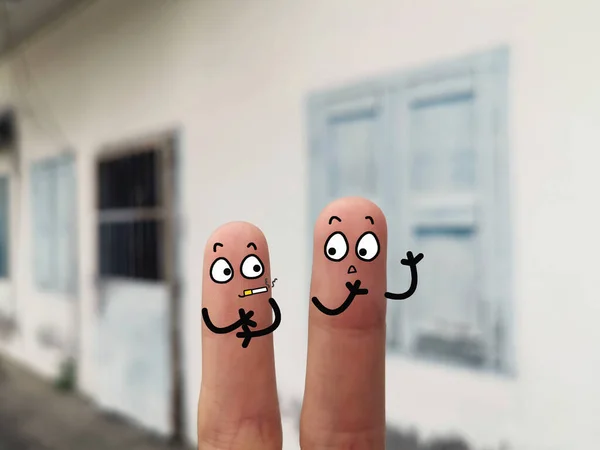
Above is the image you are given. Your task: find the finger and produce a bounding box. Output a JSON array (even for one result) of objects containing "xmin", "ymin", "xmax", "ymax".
[
  {"xmin": 198, "ymin": 222, "xmax": 282, "ymax": 450},
  {"xmin": 301, "ymin": 197, "xmax": 387, "ymax": 449}
]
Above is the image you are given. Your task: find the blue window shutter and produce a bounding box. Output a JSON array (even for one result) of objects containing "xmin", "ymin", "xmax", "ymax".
[
  {"xmin": 309, "ymin": 90, "xmax": 390, "ymax": 229},
  {"xmin": 32, "ymin": 157, "xmax": 64, "ymax": 291},
  {"xmin": 394, "ymin": 71, "xmax": 499, "ymax": 368},
  {"xmin": 0, "ymin": 176, "xmax": 9, "ymax": 278},
  {"xmin": 308, "ymin": 87, "xmax": 397, "ymax": 342},
  {"xmin": 55, "ymin": 154, "xmax": 77, "ymax": 294},
  {"xmin": 48, "ymin": 162, "xmax": 59, "ymax": 288},
  {"xmin": 32, "ymin": 162, "xmax": 51, "ymax": 288}
]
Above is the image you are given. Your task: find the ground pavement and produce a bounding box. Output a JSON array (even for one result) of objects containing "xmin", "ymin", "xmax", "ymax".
[
  {"xmin": 0, "ymin": 357, "xmax": 191, "ymax": 450},
  {"xmin": 0, "ymin": 357, "xmax": 475, "ymax": 450}
]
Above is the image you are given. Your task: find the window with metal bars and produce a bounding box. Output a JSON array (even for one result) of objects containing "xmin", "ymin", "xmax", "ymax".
[{"xmin": 97, "ymin": 149, "xmax": 164, "ymax": 281}]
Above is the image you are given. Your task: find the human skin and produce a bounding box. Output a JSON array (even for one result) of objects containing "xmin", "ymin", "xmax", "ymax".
[
  {"xmin": 300, "ymin": 197, "xmax": 388, "ymax": 449},
  {"xmin": 197, "ymin": 197, "xmax": 422, "ymax": 450},
  {"xmin": 197, "ymin": 222, "xmax": 282, "ymax": 449}
]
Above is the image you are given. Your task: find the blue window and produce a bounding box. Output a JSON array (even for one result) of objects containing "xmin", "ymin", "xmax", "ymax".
[
  {"xmin": 0, "ymin": 176, "xmax": 9, "ymax": 278},
  {"xmin": 308, "ymin": 48, "xmax": 512, "ymax": 373},
  {"xmin": 31, "ymin": 154, "xmax": 77, "ymax": 294}
]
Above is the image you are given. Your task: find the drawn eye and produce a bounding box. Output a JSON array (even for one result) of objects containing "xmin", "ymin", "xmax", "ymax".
[
  {"xmin": 210, "ymin": 257, "xmax": 234, "ymax": 283},
  {"xmin": 356, "ymin": 231, "xmax": 380, "ymax": 262},
  {"xmin": 324, "ymin": 232, "xmax": 349, "ymax": 262},
  {"xmin": 241, "ymin": 254, "xmax": 264, "ymax": 279}
]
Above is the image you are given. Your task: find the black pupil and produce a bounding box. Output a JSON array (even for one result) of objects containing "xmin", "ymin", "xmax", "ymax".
[
  {"xmin": 223, "ymin": 268, "xmax": 231, "ymax": 276},
  {"xmin": 253, "ymin": 264, "xmax": 260, "ymax": 272},
  {"xmin": 328, "ymin": 248, "xmax": 336, "ymax": 256},
  {"xmin": 359, "ymin": 248, "xmax": 367, "ymax": 256}
]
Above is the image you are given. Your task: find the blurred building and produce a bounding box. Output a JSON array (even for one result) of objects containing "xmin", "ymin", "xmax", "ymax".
[{"xmin": 0, "ymin": 0, "xmax": 598, "ymax": 449}]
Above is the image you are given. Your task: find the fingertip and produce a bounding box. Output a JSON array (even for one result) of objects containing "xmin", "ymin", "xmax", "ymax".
[
  {"xmin": 205, "ymin": 221, "xmax": 268, "ymax": 254},
  {"xmin": 314, "ymin": 196, "xmax": 387, "ymax": 237}
]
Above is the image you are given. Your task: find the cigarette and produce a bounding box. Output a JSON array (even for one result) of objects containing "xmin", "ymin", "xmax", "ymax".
[{"xmin": 242, "ymin": 286, "xmax": 268, "ymax": 297}]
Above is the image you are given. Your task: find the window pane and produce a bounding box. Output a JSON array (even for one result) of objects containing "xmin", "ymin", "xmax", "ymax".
[
  {"xmin": 408, "ymin": 226, "xmax": 485, "ymax": 365},
  {"xmin": 32, "ymin": 162, "xmax": 57, "ymax": 288},
  {"xmin": 55, "ymin": 156, "xmax": 77, "ymax": 293},
  {"xmin": 328, "ymin": 112, "xmax": 379, "ymax": 199},
  {"xmin": 410, "ymin": 94, "xmax": 476, "ymax": 192},
  {"xmin": 98, "ymin": 150, "xmax": 159, "ymax": 210},
  {"xmin": 99, "ymin": 219, "xmax": 162, "ymax": 281},
  {"xmin": 32, "ymin": 156, "xmax": 77, "ymax": 293}
]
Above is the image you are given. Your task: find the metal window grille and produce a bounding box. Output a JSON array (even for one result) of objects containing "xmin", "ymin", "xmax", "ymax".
[{"xmin": 97, "ymin": 148, "xmax": 165, "ymax": 281}]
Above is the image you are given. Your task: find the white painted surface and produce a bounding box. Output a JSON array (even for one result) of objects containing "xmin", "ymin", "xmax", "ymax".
[
  {"xmin": 0, "ymin": 0, "xmax": 597, "ymax": 449},
  {"xmin": 95, "ymin": 280, "xmax": 170, "ymax": 434}
]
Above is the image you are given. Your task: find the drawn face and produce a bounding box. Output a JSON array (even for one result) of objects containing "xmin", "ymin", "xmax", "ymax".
[
  {"xmin": 201, "ymin": 221, "xmax": 281, "ymax": 351},
  {"xmin": 202, "ymin": 221, "xmax": 274, "ymax": 333},
  {"xmin": 324, "ymin": 216, "xmax": 381, "ymax": 271},
  {"xmin": 209, "ymin": 241, "xmax": 270, "ymax": 298},
  {"xmin": 311, "ymin": 197, "xmax": 388, "ymax": 319}
]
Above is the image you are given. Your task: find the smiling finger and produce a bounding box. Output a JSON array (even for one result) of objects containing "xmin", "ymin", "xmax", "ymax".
[
  {"xmin": 197, "ymin": 222, "xmax": 282, "ymax": 449},
  {"xmin": 300, "ymin": 197, "xmax": 388, "ymax": 449}
]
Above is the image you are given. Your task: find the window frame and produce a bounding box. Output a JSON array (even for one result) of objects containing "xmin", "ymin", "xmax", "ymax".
[
  {"xmin": 30, "ymin": 152, "xmax": 78, "ymax": 295},
  {"xmin": 95, "ymin": 132, "xmax": 175, "ymax": 284},
  {"xmin": 306, "ymin": 47, "xmax": 513, "ymax": 375}
]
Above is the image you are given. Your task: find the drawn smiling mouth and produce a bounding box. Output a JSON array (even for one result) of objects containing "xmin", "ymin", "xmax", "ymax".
[
  {"xmin": 238, "ymin": 286, "xmax": 269, "ymax": 298},
  {"xmin": 311, "ymin": 279, "xmax": 369, "ymax": 316}
]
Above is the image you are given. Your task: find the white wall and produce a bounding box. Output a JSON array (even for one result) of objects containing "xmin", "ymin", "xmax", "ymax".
[
  {"xmin": 0, "ymin": 0, "xmax": 599, "ymax": 449},
  {"xmin": 0, "ymin": 147, "xmax": 76, "ymax": 378}
]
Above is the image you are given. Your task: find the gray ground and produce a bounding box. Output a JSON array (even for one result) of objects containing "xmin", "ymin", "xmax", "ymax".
[
  {"xmin": 0, "ymin": 357, "xmax": 485, "ymax": 450},
  {"xmin": 0, "ymin": 357, "xmax": 190, "ymax": 450}
]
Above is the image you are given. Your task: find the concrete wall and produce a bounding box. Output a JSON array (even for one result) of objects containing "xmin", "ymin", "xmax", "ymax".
[{"xmin": 0, "ymin": 0, "xmax": 599, "ymax": 448}]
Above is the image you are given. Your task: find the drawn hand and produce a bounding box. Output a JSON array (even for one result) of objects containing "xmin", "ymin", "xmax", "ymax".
[
  {"xmin": 345, "ymin": 279, "xmax": 368, "ymax": 296},
  {"xmin": 235, "ymin": 299, "xmax": 281, "ymax": 341},
  {"xmin": 237, "ymin": 308, "xmax": 257, "ymax": 328},
  {"xmin": 385, "ymin": 251, "xmax": 424, "ymax": 300},
  {"xmin": 401, "ymin": 250, "xmax": 424, "ymax": 266},
  {"xmin": 311, "ymin": 279, "xmax": 369, "ymax": 316}
]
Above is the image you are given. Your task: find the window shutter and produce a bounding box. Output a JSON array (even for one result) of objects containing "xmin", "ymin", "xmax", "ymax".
[
  {"xmin": 396, "ymin": 73, "xmax": 493, "ymax": 367},
  {"xmin": 32, "ymin": 155, "xmax": 76, "ymax": 294},
  {"xmin": 32, "ymin": 162, "xmax": 52, "ymax": 288},
  {"xmin": 55, "ymin": 155, "xmax": 77, "ymax": 294},
  {"xmin": 309, "ymin": 92, "xmax": 389, "ymax": 224}
]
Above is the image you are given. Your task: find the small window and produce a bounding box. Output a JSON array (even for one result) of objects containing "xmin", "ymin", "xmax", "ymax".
[
  {"xmin": 97, "ymin": 149, "xmax": 164, "ymax": 281},
  {"xmin": 31, "ymin": 154, "xmax": 77, "ymax": 293},
  {"xmin": 0, "ymin": 176, "xmax": 9, "ymax": 278}
]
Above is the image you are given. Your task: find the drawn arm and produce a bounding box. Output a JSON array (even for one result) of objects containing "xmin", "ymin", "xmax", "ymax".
[
  {"xmin": 202, "ymin": 307, "xmax": 255, "ymax": 334},
  {"xmin": 384, "ymin": 251, "xmax": 424, "ymax": 300},
  {"xmin": 312, "ymin": 280, "xmax": 368, "ymax": 316},
  {"xmin": 235, "ymin": 298, "xmax": 281, "ymax": 338}
]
